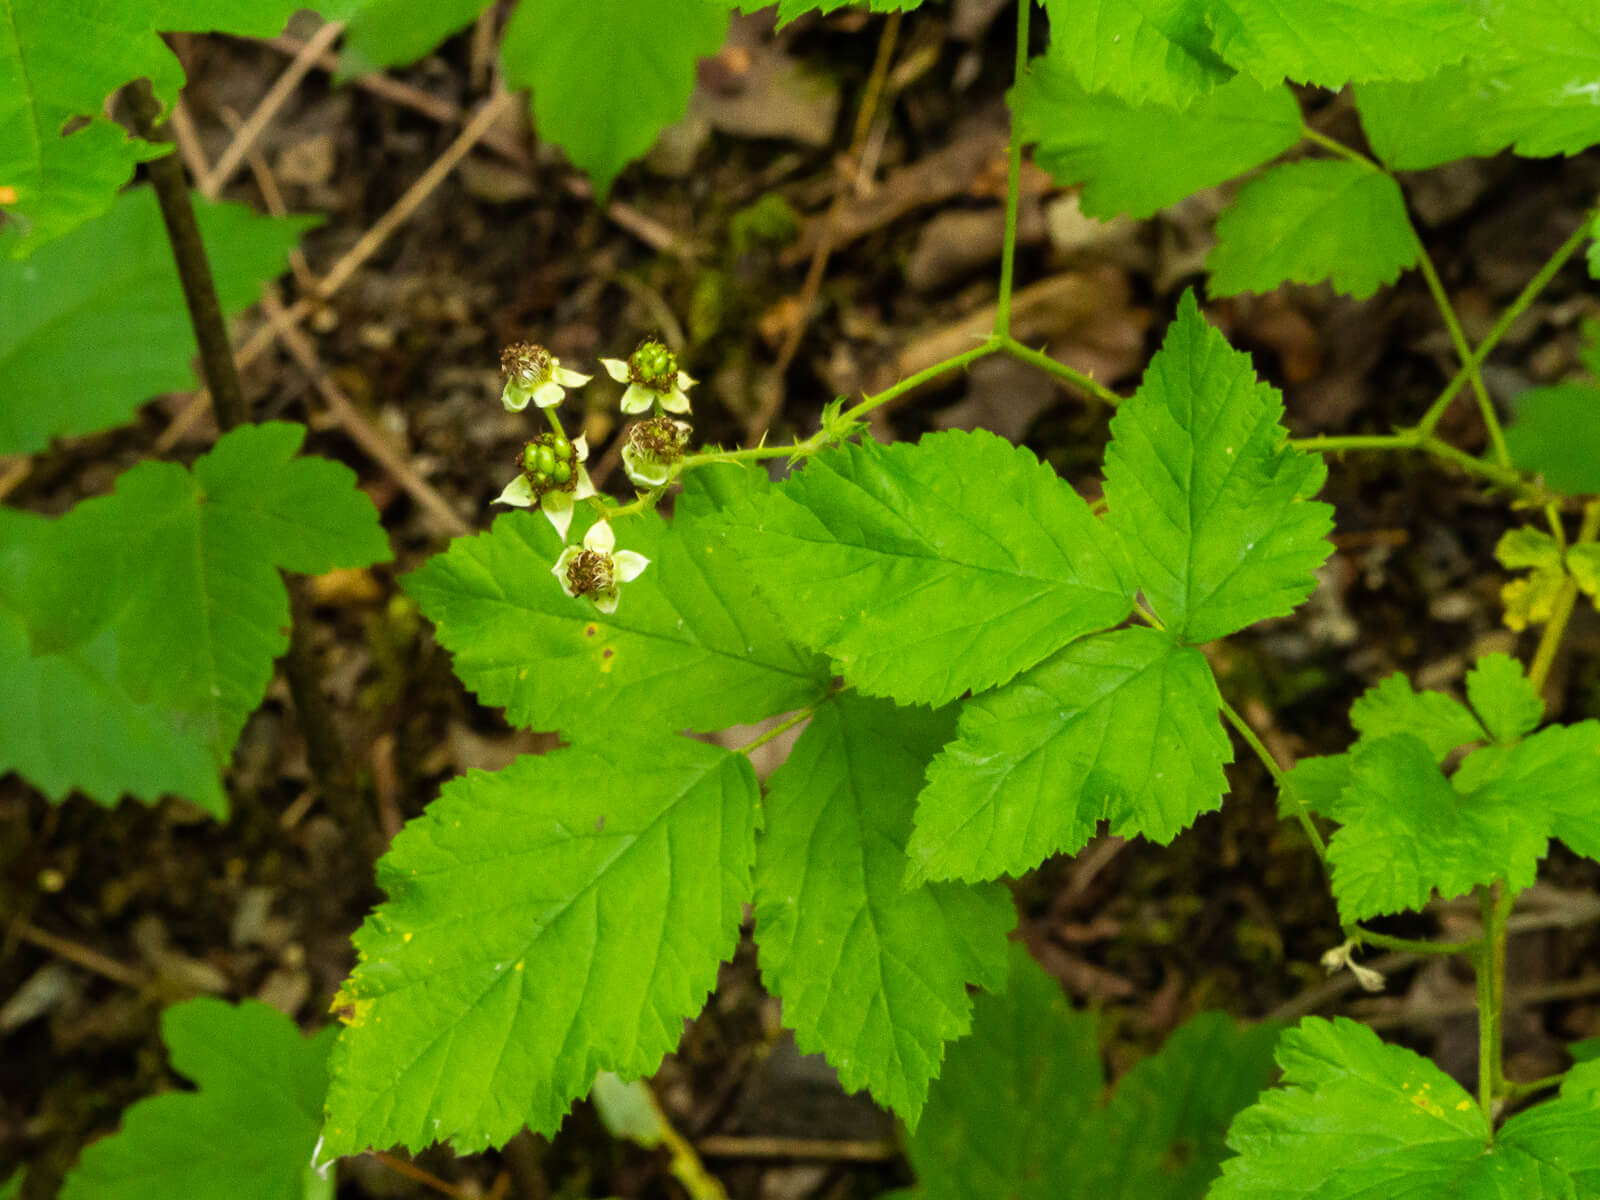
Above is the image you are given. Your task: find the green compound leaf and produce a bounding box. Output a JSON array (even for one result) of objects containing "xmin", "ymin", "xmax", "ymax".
[
  {"xmin": 0, "ymin": 186, "xmax": 317, "ymax": 454},
  {"xmin": 1348, "ymin": 673, "xmax": 1484, "ymax": 762},
  {"xmin": 906, "ymin": 626, "xmax": 1231, "ymax": 885},
  {"xmin": 1209, "ymin": 0, "xmax": 1478, "ymax": 89},
  {"xmin": 753, "ymin": 695, "xmax": 1014, "ymax": 1125},
  {"xmin": 1454, "ymin": 722, "xmax": 1600, "ymax": 863},
  {"xmin": 402, "ymin": 504, "xmax": 829, "ymax": 738},
  {"xmin": 0, "ymin": 510, "xmax": 225, "ymax": 814},
  {"xmin": 1326, "ymin": 734, "xmax": 1544, "ymax": 923},
  {"xmin": 907, "ymin": 943, "xmax": 1276, "ymax": 1200},
  {"xmin": 0, "ymin": 0, "xmax": 308, "ymax": 257},
  {"xmin": 321, "ymin": 737, "xmax": 759, "ymax": 1157},
  {"xmin": 61, "ymin": 998, "xmax": 334, "ymax": 1200},
  {"xmin": 1214, "ymin": 1015, "xmax": 1600, "ymax": 1198},
  {"xmin": 501, "ymin": 0, "xmax": 728, "ymax": 202},
  {"xmin": 1466, "ymin": 653, "xmax": 1544, "ymax": 744},
  {"xmin": 1036, "ymin": 0, "xmax": 1234, "ymax": 109},
  {"xmin": 1104, "ymin": 291, "xmax": 1333, "ymax": 644},
  {"xmin": 1, "ymin": 423, "xmax": 387, "ymax": 814},
  {"xmin": 1506, "ymin": 383, "xmax": 1600, "ymax": 496},
  {"xmin": 1357, "ymin": 1, "xmax": 1600, "ymax": 169},
  {"xmin": 710, "ymin": 429, "xmax": 1133, "ymax": 707},
  {"xmin": 1013, "ymin": 61, "xmax": 1301, "ymax": 221},
  {"xmin": 1207, "ymin": 161, "xmax": 1420, "ymax": 299},
  {"xmin": 325, "ymin": 0, "xmax": 489, "ymax": 77}
]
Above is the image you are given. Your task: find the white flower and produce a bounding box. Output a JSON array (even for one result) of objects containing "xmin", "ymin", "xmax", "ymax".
[
  {"xmin": 601, "ymin": 338, "xmax": 695, "ymax": 415},
  {"xmin": 494, "ymin": 434, "xmax": 595, "ymax": 540},
  {"xmin": 621, "ymin": 417, "xmax": 693, "ymax": 488},
  {"xmin": 500, "ymin": 342, "xmax": 591, "ymax": 412},
  {"xmin": 551, "ymin": 521, "xmax": 649, "ymax": 614},
  {"xmin": 1321, "ymin": 941, "xmax": 1385, "ymax": 993}
]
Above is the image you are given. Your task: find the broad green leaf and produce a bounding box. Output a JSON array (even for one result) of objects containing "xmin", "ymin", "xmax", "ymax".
[
  {"xmin": 906, "ymin": 626, "xmax": 1231, "ymax": 884},
  {"xmin": 402, "ymin": 505, "xmax": 829, "ymax": 738},
  {"xmin": 1348, "ymin": 673, "xmax": 1484, "ymax": 761},
  {"xmin": 906, "ymin": 943, "xmax": 1103, "ymax": 1200},
  {"xmin": 321, "ymin": 737, "xmax": 759, "ymax": 1157},
  {"xmin": 753, "ymin": 695, "xmax": 1013, "ymax": 1124},
  {"xmin": 0, "ymin": 508, "xmax": 226, "ymax": 812},
  {"xmin": 908, "ymin": 943, "xmax": 1276, "ymax": 1200},
  {"xmin": 1466, "ymin": 653, "xmax": 1543, "ymax": 744},
  {"xmin": 726, "ymin": 0, "xmax": 929, "ymax": 23},
  {"xmin": 1208, "ymin": 161, "xmax": 1419, "ymax": 299},
  {"xmin": 1210, "ymin": 0, "xmax": 1478, "ymax": 89},
  {"xmin": 62, "ymin": 998, "xmax": 335, "ymax": 1200},
  {"xmin": 1506, "ymin": 382, "xmax": 1600, "ymax": 495},
  {"xmin": 1454, "ymin": 722, "xmax": 1600, "ymax": 862},
  {"xmin": 326, "ymin": 0, "xmax": 489, "ymax": 76},
  {"xmin": 1215, "ymin": 1015, "xmax": 1599, "ymax": 1198},
  {"xmin": 0, "ymin": 0, "xmax": 307, "ymax": 257},
  {"xmin": 1280, "ymin": 753, "xmax": 1353, "ymax": 820},
  {"xmin": 1104, "ymin": 291, "xmax": 1333, "ymax": 643},
  {"xmin": 710, "ymin": 429, "xmax": 1134, "ymax": 707},
  {"xmin": 1358, "ymin": 1, "xmax": 1600, "ymax": 169},
  {"xmin": 500, "ymin": 0, "xmax": 728, "ymax": 201},
  {"xmin": 0, "ymin": 187, "xmax": 317, "ymax": 454},
  {"xmin": 1326, "ymin": 734, "xmax": 1543, "ymax": 922},
  {"xmin": 1013, "ymin": 62, "xmax": 1301, "ymax": 221},
  {"xmin": 1036, "ymin": 0, "xmax": 1233, "ymax": 108}
]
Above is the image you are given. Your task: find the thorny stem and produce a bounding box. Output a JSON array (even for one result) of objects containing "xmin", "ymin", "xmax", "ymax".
[
  {"xmin": 1528, "ymin": 499, "xmax": 1600, "ymax": 692},
  {"xmin": 1477, "ymin": 883, "xmax": 1514, "ymax": 1120},
  {"xmin": 1000, "ymin": 335, "xmax": 1123, "ymax": 407},
  {"xmin": 1291, "ymin": 431, "xmax": 1557, "ymax": 504},
  {"xmin": 992, "ymin": 0, "xmax": 1030, "ymax": 340}
]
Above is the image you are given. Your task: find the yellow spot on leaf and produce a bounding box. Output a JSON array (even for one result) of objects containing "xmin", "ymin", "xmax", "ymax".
[
  {"xmin": 403, "ymin": 931, "xmax": 413, "ymax": 942},
  {"xmin": 600, "ymin": 645, "xmax": 616, "ymax": 673},
  {"xmin": 515, "ymin": 961, "xmax": 524, "ymax": 971},
  {"xmin": 0, "ymin": 186, "xmax": 16, "ymax": 205},
  {"xmin": 1455, "ymin": 1098, "xmax": 1473, "ymax": 1111}
]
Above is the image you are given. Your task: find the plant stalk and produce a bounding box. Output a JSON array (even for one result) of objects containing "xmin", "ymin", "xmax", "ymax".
[{"xmin": 992, "ymin": 0, "xmax": 1031, "ymax": 340}]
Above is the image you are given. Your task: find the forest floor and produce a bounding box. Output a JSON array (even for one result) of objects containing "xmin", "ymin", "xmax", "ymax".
[{"xmin": 5, "ymin": 3, "xmax": 1600, "ymax": 1198}]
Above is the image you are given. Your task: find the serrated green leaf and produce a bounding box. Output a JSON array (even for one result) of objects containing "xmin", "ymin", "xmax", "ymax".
[
  {"xmin": 62, "ymin": 998, "xmax": 334, "ymax": 1200},
  {"xmin": 1498, "ymin": 1086, "xmax": 1600, "ymax": 1191},
  {"xmin": 1210, "ymin": 0, "xmax": 1478, "ymax": 89},
  {"xmin": 710, "ymin": 429, "xmax": 1133, "ymax": 707},
  {"xmin": 1506, "ymin": 382, "xmax": 1600, "ymax": 495},
  {"xmin": 1013, "ymin": 60, "xmax": 1301, "ymax": 221},
  {"xmin": 1349, "ymin": 673, "xmax": 1484, "ymax": 761},
  {"xmin": 726, "ymin": 0, "xmax": 929, "ymax": 24},
  {"xmin": 321, "ymin": 737, "xmax": 759, "ymax": 1157},
  {"xmin": 0, "ymin": 1, "xmax": 308, "ymax": 257},
  {"xmin": 402, "ymin": 504, "xmax": 829, "ymax": 738},
  {"xmin": 1466, "ymin": 653, "xmax": 1544, "ymax": 743},
  {"xmin": 0, "ymin": 187, "xmax": 317, "ymax": 454},
  {"xmin": 327, "ymin": 0, "xmax": 489, "ymax": 77},
  {"xmin": 1036, "ymin": 0, "xmax": 1233, "ymax": 109},
  {"xmin": 500, "ymin": 0, "xmax": 728, "ymax": 202},
  {"xmin": 1497, "ymin": 527, "xmax": 1564, "ymax": 571},
  {"xmin": 1104, "ymin": 291, "xmax": 1333, "ymax": 643},
  {"xmin": 1208, "ymin": 161, "xmax": 1419, "ymax": 299},
  {"xmin": 753, "ymin": 695, "xmax": 1013, "ymax": 1124},
  {"xmin": 1358, "ymin": 1, "xmax": 1600, "ymax": 169},
  {"xmin": 1570, "ymin": 544, "xmax": 1600, "ymax": 598},
  {"xmin": 1502, "ymin": 566, "xmax": 1568, "ymax": 632},
  {"xmin": 1454, "ymin": 722, "xmax": 1600, "ymax": 862},
  {"xmin": 1280, "ymin": 753, "xmax": 1353, "ymax": 820},
  {"xmin": 906, "ymin": 626, "xmax": 1230, "ymax": 884},
  {"xmin": 1326, "ymin": 734, "xmax": 1544, "ymax": 922}
]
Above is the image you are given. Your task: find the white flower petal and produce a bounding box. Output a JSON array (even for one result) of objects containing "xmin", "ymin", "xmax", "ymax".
[
  {"xmin": 584, "ymin": 521, "xmax": 617, "ymax": 553},
  {"xmin": 676, "ymin": 370, "xmax": 697, "ymax": 390},
  {"xmin": 601, "ymin": 358, "xmax": 631, "ymax": 383},
  {"xmin": 662, "ymin": 385, "xmax": 692, "ymax": 414},
  {"xmin": 495, "ymin": 475, "xmax": 537, "ymax": 507},
  {"xmin": 501, "ymin": 381, "xmax": 532, "ymax": 412},
  {"xmin": 619, "ymin": 382, "xmax": 654, "ymax": 414},
  {"xmin": 592, "ymin": 588, "xmax": 621, "ymax": 615},
  {"xmin": 551, "ymin": 547, "xmax": 582, "ymax": 597},
  {"xmin": 573, "ymin": 465, "xmax": 597, "ymax": 501},
  {"xmin": 613, "ymin": 550, "xmax": 650, "ymax": 583},
  {"xmin": 554, "ymin": 365, "xmax": 592, "ymax": 387},
  {"xmin": 541, "ymin": 490, "xmax": 575, "ymax": 540},
  {"xmin": 533, "ymin": 380, "xmax": 566, "ymax": 408},
  {"xmin": 573, "ymin": 434, "xmax": 589, "ymax": 463}
]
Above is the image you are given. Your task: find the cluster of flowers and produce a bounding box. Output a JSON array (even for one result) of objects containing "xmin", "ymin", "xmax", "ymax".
[{"xmin": 494, "ymin": 339, "xmax": 695, "ymax": 613}]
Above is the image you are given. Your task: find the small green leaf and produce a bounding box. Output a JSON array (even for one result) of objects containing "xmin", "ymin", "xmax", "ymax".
[
  {"xmin": 500, "ymin": 0, "xmax": 728, "ymax": 201},
  {"xmin": 1280, "ymin": 753, "xmax": 1353, "ymax": 821},
  {"xmin": 1208, "ymin": 161, "xmax": 1419, "ymax": 299},
  {"xmin": 1035, "ymin": 0, "xmax": 1233, "ymax": 108},
  {"xmin": 1210, "ymin": 0, "xmax": 1478, "ymax": 89},
  {"xmin": 1326, "ymin": 734, "xmax": 1544, "ymax": 923},
  {"xmin": 591, "ymin": 1074, "xmax": 667, "ymax": 1148},
  {"xmin": 1454, "ymin": 722, "xmax": 1600, "ymax": 863},
  {"xmin": 1466, "ymin": 653, "xmax": 1543, "ymax": 744},
  {"xmin": 1104, "ymin": 291, "xmax": 1333, "ymax": 643},
  {"xmin": 1013, "ymin": 64, "xmax": 1301, "ymax": 221},
  {"xmin": 1497, "ymin": 527, "xmax": 1564, "ymax": 571},
  {"xmin": 0, "ymin": 187, "xmax": 317, "ymax": 453},
  {"xmin": 711, "ymin": 429, "xmax": 1134, "ymax": 706},
  {"xmin": 906, "ymin": 627, "xmax": 1230, "ymax": 884},
  {"xmin": 327, "ymin": 0, "xmax": 489, "ymax": 76},
  {"xmin": 1570, "ymin": 544, "xmax": 1600, "ymax": 599},
  {"xmin": 61, "ymin": 998, "xmax": 334, "ymax": 1200},
  {"xmin": 321, "ymin": 737, "xmax": 759, "ymax": 1156},
  {"xmin": 1506, "ymin": 383, "xmax": 1600, "ymax": 495},
  {"xmin": 1348, "ymin": 673, "xmax": 1484, "ymax": 761},
  {"xmin": 402, "ymin": 505, "xmax": 830, "ymax": 738},
  {"xmin": 754, "ymin": 695, "xmax": 1014, "ymax": 1124}
]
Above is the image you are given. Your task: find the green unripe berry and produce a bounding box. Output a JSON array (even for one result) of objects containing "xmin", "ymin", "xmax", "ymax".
[
  {"xmin": 535, "ymin": 445, "xmax": 557, "ymax": 475},
  {"xmin": 522, "ymin": 445, "xmax": 540, "ymax": 474},
  {"xmin": 551, "ymin": 462, "xmax": 573, "ymax": 484},
  {"xmin": 533, "ymin": 471, "xmax": 549, "ymax": 486},
  {"xmin": 549, "ymin": 434, "xmax": 571, "ymax": 459}
]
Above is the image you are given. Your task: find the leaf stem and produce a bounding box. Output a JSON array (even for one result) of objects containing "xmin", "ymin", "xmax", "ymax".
[
  {"xmin": 992, "ymin": 0, "xmax": 1031, "ymax": 340},
  {"xmin": 1501, "ymin": 1072, "xmax": 1567, "ymax": 1098},
  {"xmin": 1414, "ymin": 246, "xmax": 1511, "ymax": 467},
  {"xmin": 1218, "ymin": 697, "xmax": 1328, "ymax": 863},
  {"xmin": 737, "ymin": 705, "xmax": 821, "ymax": 756},
  {"xmin": 999, "ymin": 334, "xmax": 1123, "ymax": 408},
  {"xmin": 1527, "ymin": 498, "xmax": 1600, "ymax": 692},
  {"xmin": 836, "ymin": 339, "xmax": 1002, "ymax": 428},
  {"xmin": 1291, "ymin": 431, "xmax": 1556, "ymax": 503},
  {"xmin": 1300, "ymin": 125, "xmax": 1379, "ymax": 169},
  {"xmin": 1352, "ymin": 927, "xmax": 1478, "ymax": 957}
]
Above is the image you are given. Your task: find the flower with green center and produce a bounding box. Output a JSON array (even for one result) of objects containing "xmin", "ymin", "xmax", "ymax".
[
  {"xmin": 500, "ymin": 341, "xmax": 591, "ymax": 411},
  {"xmin": 494, "ymin": 433, "xmax": 595, "ymax": 539},
  {"xmin": 551, "ymin": 521, "xmax": 649, "ymax": 614},
  {"xmin": 621, "ymin": 417, "xmax": 693, "ymax": 488},
  {"xmin": 600, "ymin": 338, "xmax": 696, "ymax": 414}
]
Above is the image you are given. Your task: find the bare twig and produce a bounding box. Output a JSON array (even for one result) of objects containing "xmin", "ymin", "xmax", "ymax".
[
  {"xmin": 695, "ymin": 1136, "xmax": 899, "ymax": 1162},
  {"xmin": 13, "ymin": 922, "xmax": 147, "ymax": 990}
]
